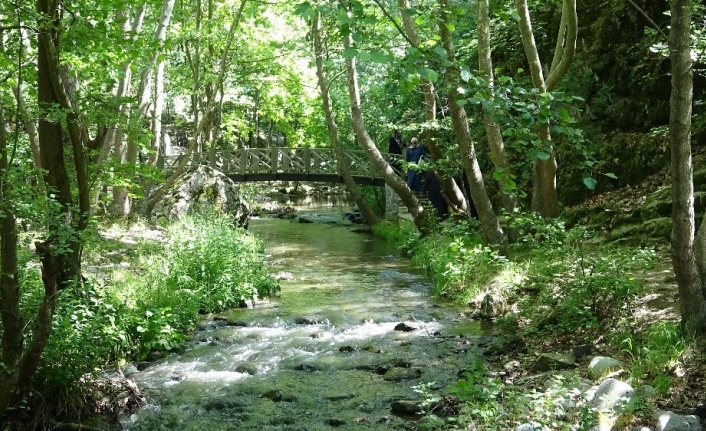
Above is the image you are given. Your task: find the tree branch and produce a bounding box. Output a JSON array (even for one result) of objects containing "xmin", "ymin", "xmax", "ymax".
[{"xmin": 626, "ymin": 0, "xmax": 668, "ymax": 40}]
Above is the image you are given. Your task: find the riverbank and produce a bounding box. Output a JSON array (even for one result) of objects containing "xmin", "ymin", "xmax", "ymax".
[
  {"xmin": 5, "ymin": 213, "xmax": 278, "ymax": 430},
  {"xmin": 372, "ymin": 215, "xmax": 704, "ymax": 430}
]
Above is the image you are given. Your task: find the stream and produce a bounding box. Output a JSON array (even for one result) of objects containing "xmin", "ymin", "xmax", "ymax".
[{"xmin": 122, "ymin": 198, "xmax": 493, "ymax": 431}]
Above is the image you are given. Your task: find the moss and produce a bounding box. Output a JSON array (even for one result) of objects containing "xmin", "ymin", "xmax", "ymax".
[{"xmin": 642, "ymin": 217, "xmax": 672, "ymax": 240}]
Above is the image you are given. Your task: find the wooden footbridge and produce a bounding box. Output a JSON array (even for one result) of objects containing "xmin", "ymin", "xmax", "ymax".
[{"xmin": 163, "ymin": 147, "xmax": 402, "ymax": 186}]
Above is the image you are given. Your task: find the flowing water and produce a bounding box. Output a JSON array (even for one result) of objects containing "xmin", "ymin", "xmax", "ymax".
[{"xmin": 122, "ymin": 199, "xmax": 492, "ymax": 431}]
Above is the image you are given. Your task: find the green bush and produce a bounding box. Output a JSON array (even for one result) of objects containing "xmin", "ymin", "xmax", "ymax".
[{"xmin": 31, "ymin": 213, "xmax": 279, "ymax": 395}]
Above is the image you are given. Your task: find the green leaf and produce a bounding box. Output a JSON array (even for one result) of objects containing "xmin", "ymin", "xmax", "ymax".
[
  {"xmin": 605, "ymin": 173, "xmax": 618, "ymax": 179},
  {"xmin": 422, "ymin": 68, "xmax": 439, "ymax": 82},
  {"xmin": 511, "ymin": 10, "xmax": 521, "ymax": 21},
  {"xmin": 358, "ymin": 51, "xmax": 371, "ymax": 61},
  {"xmin": 536, "ymin": 151, "xmax": 551, "ymax": 161},
  {"xmin": 342, "ymin": 47, "xmax": 358, "ymax": 58},
  {"xmin": 369, "ymin": 50, "xmax": 387, "ymax": 63},
  {"xmin": 445, "ymin": 22, "xmax": 455, "ymax": 31},
  {"xmin": 583, "ymin": 177, "xmax": 598, "ymax": 190},
  {"xmin": 434, "ymin": 46, "xmax": 448, "ymax": 59},
  {"xmin": 456, "ymin": 99, "xmax": 468, "ymax": 106},
  {"xmin": 405, "ymin": 8, "xmax": 418, "ymax": 16},
  {"xmin": 294, "ymin": 2, "xmax": 313, "ymax": 17}
]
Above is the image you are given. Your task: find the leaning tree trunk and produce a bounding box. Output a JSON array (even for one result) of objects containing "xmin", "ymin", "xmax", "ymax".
[
  {"xmin": 341, "ymin": 30, "xmax": 429, "ymax": 234},
  {"xmin": 514, "ymin": 0, "xmax": 576, "ymax": 218},
  {"xmin": 396, "ymin": 0, "xmax": 469, "ymax": 215},
  {"xmin": 312, "ymin": 11, "xmax": 380, "ymax": 226},
  {"xmin": 477, "ymin": 0, "xmax": 517, "ymax": 213},
  {"xmin": 438, "ymin": 0, "xmax": 506, "ymax": 245},
  {"xmin": 669, "ymin": 0, "xmax": 706, "ymax": 336}
]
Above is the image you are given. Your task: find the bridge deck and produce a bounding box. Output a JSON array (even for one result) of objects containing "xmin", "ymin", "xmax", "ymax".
[{"xmin": 163, "ymin": 147, "xmax": 400, "ymax": 185}]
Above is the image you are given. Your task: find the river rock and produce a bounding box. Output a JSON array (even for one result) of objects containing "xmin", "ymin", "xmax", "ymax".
[
  {"xmin": 530, "ymin": 353, "xmax": 576, "ymax": 372},
  {"xmin": 394, "ymin": 322, "xmax": 416, "ymax": 332},
  {"xmin": 479, "ymin": 293, "xmax": 505, "ymax": 319},
  {"xmin": 588, "ymin": 356, "xmax": 622, "ymax": 379},
  {"xmin": 591, "ymin": 378, "xmax": 635, "ymax": 414},
  {"xmin": 226, "ymin": 320, "xmax": 249, "ymax": 327},
  {"xmin": 151, "ymin": 165, "xmax": 251, "ymax": 228},
  {"xmin": 294, "ymin": 317, "xmax": 318, "ymax": 325},
  {"xmin": 383, "ymin": 367, "xmax": 421, "ymax": 382},
  {"xmin": 122, "ymin": 363, "xmax": 139, "ymax": 378},
  {"xmin": 326, "ymin": 394, "xmax": 354, "ymax": 401},
  {"xmin": 573, "ymin": 343, "xmax": 595, "ymax": 360},
  {"xmin": 261, "ymin": 389, "xmax": 296, "ymax": 402},
  {"xmin": 390, "ymin": 400, "xmax": 424, "ymax": 415},
  {"xmin": 293, "ymin": 363, "xmax": 320, "ymax": 372},
  {"xmin": 326, "ymin": 418, "xmax": 346, "ymax": 427},
  {"xmin": 235, "ymin": 362, "xmax": 258, "ymax": 375},
  {"xmin": 655, "ymin": 410, "xmax": 702, "ymax": 431}
]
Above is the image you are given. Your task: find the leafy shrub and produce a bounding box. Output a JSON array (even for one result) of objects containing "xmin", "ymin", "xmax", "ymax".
[
  {"xmin": 31, "ymin": 213, "xmax": 279, "ymax": 395},
  {"xmin": 411, "ymin": 221, "xmax": 515, "ymax": 303},
  {"xmin": 371, "ymin": 221, "xmax": 419, "ymax": 254},
  {"xmin": 159, "ymin": 214, "xmax": 279, "ymax": 312}
]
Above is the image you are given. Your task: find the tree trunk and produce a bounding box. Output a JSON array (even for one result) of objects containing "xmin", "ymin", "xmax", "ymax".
[
  {"xmin": 312, "ymin": 10, "xmax": 380, "ymax": 226},
  {"xmin": 0, "ymin": 104, "xmax": 23, "ymax": 420},
  {"xmin": 477, "ymin": 0, "xmax": 517, "ymax": 213},
  {"xmin": 13, "ymin": 85, "xmax": 45, "ymax": 193},
  {"xmin": 113, "ymin": 0, "xmax": 176, "ymax": 216},
  {"xmin": 1, "ymin": 0, "xmax": 90, "ymax": 412},
  {"xmin": 669, "ymin": 0, "xmax": 706, "ymax": 336},
  {"xmin": 341, "ymin": 29, "xmax": 429, "ymax": 234},
  {"xmin": 98, "ymin": 4, "xmax": 147, "ymax": 164},
  {"xmin": 514, "ymin": 0, "xmax": 576, "ymax": 218},
  {"xmin": 397, "ymin": 0, "xmax": 468, "ymax": 215},
  {"xmin": 438, "ymin": 0, "xmax": 506, "ymax": 245}
]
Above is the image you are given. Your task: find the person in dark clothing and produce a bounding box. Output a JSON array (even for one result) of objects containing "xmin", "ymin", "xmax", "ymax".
[
  {"xmin": 388, "ymin": 129, "xmax": 404, "ymax": 174},
  {"xmin": 405, "ymin": 137, "xmax": 426, "ymax": 192},
  {"xmin": 388, "ymin": 129, "xmax": 403, "ymax": 154},
  {"xmin": 424, "ymin": 170, "xmax": 449, "ymax": 220}
]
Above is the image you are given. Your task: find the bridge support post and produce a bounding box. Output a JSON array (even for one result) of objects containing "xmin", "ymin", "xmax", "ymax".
[{"xmin": 385, "ymin": 184, "xmax": 400, "ymax": 221}]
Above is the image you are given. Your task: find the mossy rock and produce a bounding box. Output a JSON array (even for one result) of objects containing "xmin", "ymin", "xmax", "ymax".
[
  {"xmin": 609, "ymin": 223, "xmax": 641, "ymax": 240},
  {"xmin": 641, "ymin": 185, "xmax": 672, "ymax": 219},
  {"xmin": 641, "ymin": 217, "xmax": 672, "ymax": 240}
]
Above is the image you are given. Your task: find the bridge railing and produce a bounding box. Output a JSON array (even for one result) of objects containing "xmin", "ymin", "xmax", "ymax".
[{"xmin": 163, "ymin": 147, "xmax": 404, "ymax": 179}]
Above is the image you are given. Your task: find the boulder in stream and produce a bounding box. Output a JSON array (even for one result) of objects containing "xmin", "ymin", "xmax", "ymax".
[
  {"xmin": 394, "ymin": 322, "xmax": 416, "ymax": 332},
  {"xmin": 151, "ymin": 165, "xmax": 251, "ymax": 228}
]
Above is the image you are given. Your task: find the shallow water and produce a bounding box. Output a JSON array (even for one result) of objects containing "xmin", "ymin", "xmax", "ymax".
[{"xmin": 123, "ymin": 200, "xmax": 491, "ymax": 431}]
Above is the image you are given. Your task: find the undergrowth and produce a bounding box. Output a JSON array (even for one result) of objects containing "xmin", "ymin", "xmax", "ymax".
[
  {"xmin": 20, "ymin": 212, "xmax": 278, "ymax": 416},
  {"xmin": 374, "ymin": 212, "xmax": 694, "ymax": 429}
]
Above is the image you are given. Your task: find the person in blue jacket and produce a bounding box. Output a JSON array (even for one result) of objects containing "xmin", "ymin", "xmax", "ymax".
[{"xmin": 405, "ymin": 137, "xmax": 426, "ymax": 192}]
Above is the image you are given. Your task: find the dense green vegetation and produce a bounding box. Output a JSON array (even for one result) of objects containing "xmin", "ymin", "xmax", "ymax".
[
  {"xmin": 375, "ymin": 215, "xmax": 696, "ymax": 429},
  {"xmin": 12, "ymin": 214, "xmax": 277, "ymax": 424},
  {"xmin": 2, "ymin": 0, "xmax": 706, "ymax": 428}
]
